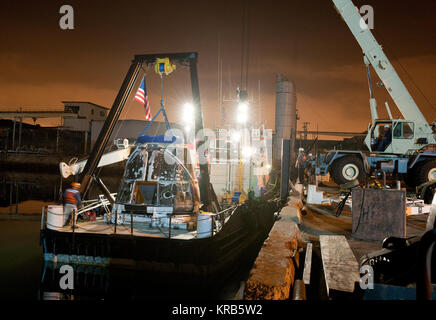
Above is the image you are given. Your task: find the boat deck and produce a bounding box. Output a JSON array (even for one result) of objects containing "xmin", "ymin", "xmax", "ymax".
[{"xmin": 53, "ymin": 218, "xmax": 198, "ymax": 240}]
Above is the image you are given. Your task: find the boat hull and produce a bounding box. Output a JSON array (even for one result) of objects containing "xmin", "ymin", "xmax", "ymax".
[{"xmin": 40, "ymin": 204, "xmax": 276, "ymax": 294}]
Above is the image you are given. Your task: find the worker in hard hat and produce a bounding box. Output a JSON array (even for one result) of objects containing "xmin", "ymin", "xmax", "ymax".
[
  {"xmin": 295, "ymin": 148, "xmax": 307, "ymax": 184},
  {"xmin": 63, "ymin": 182, "xmax": 82, "ymax": 227},
  {"xmin": 305, "ymin": 153, "xmax": 314, "ymax": 184},
  {"xmin": 306, "ymin": 153, "xmax": 313, "ymax": 162}
]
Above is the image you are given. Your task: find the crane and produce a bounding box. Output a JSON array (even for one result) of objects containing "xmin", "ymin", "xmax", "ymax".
[
  {"xmin": 333, "ymin": 0, "xmax": 435, "ymax": 153},
  {"xmin": 315, "ymin": 0, "xmax": 436, "ymax": 190}
]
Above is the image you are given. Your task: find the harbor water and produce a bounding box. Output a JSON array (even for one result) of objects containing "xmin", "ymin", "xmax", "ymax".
[{"xmin": 0, "ymin": 170, "xmax": 252, "ymax": 300}]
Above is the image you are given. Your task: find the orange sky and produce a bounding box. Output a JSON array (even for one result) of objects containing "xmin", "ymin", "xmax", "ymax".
[{"xmin": 0, "ymin": 0, "xmax": 435, "ymax": 134}]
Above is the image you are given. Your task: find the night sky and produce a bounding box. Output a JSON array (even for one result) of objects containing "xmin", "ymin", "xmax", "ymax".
[{"xmin": 0, "ymin": 0, "xmax": 435, "ymax": 134}]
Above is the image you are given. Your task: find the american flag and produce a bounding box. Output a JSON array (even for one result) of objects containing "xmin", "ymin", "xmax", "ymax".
[{"xmin": 134, "ymin": 76, "xmax": 152, "ymax": 120}]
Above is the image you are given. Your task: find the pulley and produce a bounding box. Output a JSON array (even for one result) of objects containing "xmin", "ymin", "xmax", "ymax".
[{"xmin": 154, "ymin": 58, "xmax": 176, "ymax": 76}]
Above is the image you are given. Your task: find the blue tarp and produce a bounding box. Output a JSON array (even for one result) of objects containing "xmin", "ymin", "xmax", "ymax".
[{"xmin": 136, "ymin": 135, "xmax": 182, "ymax": 144}]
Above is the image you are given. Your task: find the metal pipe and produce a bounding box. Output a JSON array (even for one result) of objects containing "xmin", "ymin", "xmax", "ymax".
[
  {"xmin": 5, "ymin": 129, "xmax": 8, "ymax": 151},
  {"xmin": 114, "ymin": 210, "xmax": 117, "ymax": 234},
  {"xmin": 190, "ymin": 55, "xmax": 212, "ymax": 210},
  {"xmin": 80, "ymin": 61, "xmax": 142, "ymax": 197},
  {"xmin": 94, "ymin": 177, "xmax": 115, "ymax": 204},
  {"xmin": 12, "ymin": 117, "xmax": 16, "ymax": 151},
  {"xmin": 72, "ymin": 207, "xmax": 76, "ymax": 246},
  {"xmin": 15, "ymin": 182, "xmax": 18, "ymax": 214},
  {"xmin": 41, "ymin": 207, "xmax": 45, "ymax": 230},
  {"xmin": 18, "ymin": 117, "xmax": 22, "ymax": 151},
  {"xmin": 9, "ymin": 182, "xmax": 12, "ymax": 215},
  {"xmin": 131, "ymin": 212, "xmax": 133, "ymax": 236},
  {"xmin": 210, "ymin": 216, "xmax": 215, "ymax": 237},
  {"xmin": 56, "ymin": 128, "xmax": 60, "ymax": 153}
]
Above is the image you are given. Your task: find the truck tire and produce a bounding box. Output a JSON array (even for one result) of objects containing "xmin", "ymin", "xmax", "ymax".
[
  {"xmin": 414, "ymin": 159, "xmax": 436, "ymax": 187},
  {"xmin": 330, "ymin": 156, "xmax": 366, "ymax": 186}
]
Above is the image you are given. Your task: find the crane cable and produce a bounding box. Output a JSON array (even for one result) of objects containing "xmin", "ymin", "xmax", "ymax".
[
  {"xmin": 240, "ymin": 0, "xmax": 250, "ymax": 92},
  {"xmin": 376, "ymin": 33, "xmax": 436, "ymax": 116}
]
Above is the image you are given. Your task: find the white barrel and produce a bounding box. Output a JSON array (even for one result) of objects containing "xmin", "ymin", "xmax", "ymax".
[
  {"xmin": 197, "ymin": 212, "xmax": 213, "ymax": 238},
  {"xmin": 47, "ymin": 205, "xmax": 64, "ymax": 230}
]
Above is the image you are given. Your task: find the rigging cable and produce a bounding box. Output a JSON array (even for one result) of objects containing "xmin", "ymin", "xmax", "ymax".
[
  {"xmin": 239, "ymin": 0, "xmax": 250, "ymax": 92},
  {"xmin": 376, "ymin": 32, "xmax": 436, "ymax": 116}
]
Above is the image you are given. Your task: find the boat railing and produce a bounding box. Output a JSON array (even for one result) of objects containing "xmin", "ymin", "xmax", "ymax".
[
  {"xmin": 41, "ymin": 193, "xmax": 116, "ymax": 231},
  {"xmin": 42, "ymin": 201, "xmax": 239, "ymax": 240},
  {"xmin": 111, "ymin": 205, "xmax": 239, "ymax": 239}
]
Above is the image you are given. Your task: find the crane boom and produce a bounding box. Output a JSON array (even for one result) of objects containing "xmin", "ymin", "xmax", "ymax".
[{"xmin": 332, "ymin": 0, "xmax": 431, "ymax": 133}]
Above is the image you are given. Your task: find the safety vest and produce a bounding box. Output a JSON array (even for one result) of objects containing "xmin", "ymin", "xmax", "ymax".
[{"xmin": 64, "ymin": 188, "xmax": 81, "ymax": 206}]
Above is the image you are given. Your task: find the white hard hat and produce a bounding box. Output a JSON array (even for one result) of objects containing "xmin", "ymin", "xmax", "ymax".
[
  {"xmin": 308, "ymin": 153, "xmax": 312, "ymax": 157},
  {"xmin": 299, "ymin": 147, "xmax": 304, "ymax": 152}
]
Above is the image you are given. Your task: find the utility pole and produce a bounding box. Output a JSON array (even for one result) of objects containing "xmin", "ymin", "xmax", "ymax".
[{"xmin": 302, "ymin": 122, "xmax": 310, "ymax": 142}]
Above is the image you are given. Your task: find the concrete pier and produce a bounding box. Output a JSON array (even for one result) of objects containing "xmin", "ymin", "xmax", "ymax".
[
  {"xmin": 244, "ymin": 196, "xmax": 303, "ymax": 300},
  {"xmin": 243, "ymin": 186, "xmax": 431, "ymax": 300}
]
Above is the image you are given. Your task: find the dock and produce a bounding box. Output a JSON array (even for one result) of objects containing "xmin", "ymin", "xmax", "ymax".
[
  {"xmin": 243, "ymin": 190, "xmax": 430, "ymax": 300},
  {"xmin": 243, "ymin": 196, "xmax": 303, "ymax": 299}
]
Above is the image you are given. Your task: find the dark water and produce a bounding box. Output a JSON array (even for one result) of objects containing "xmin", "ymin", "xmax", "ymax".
[
  {"xmin": 0, "ymin": 219, "xmax": 43, "ymax": 299},
  {"xmin": 0, "ymin": 170, "xmax": 250, "ymax": 300},
  {"xmin": 0, "ymin": 217, "xmax": 245, "ymax": 300}
]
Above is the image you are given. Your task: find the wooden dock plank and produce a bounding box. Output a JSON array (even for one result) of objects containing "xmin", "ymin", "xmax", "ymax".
[
  {"xmin": 319, "ymin": 235, "xmax": 360, "ymax": 295},
  {"xmin": 302, "ymin": 243, "xmax": 312, "ymax": 285}
]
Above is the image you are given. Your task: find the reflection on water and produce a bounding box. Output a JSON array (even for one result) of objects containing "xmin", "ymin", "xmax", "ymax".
[
  {"xmin": 0, "ymin": 170, "xmax": 247, "ymax": 300},
  {"xmin": 38, "ymin": 262, "xmax": 245, "ymax": 300},
  {"xmin": 0, "ymin": 219, "xmax": 43, "ymax": 299},
  {"xmin": 0, "ymin": 172, "xmax": 60, "ymax": 214},
  {"xmin": 0, "ymin": 170, "xmax": 122, "ymax": 214}
]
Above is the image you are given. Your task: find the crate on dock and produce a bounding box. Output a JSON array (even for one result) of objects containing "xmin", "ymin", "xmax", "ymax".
[
  {"xmin": 351, "ymin": 189, "xmax": 406, "ymax": 241},
  {"xmin": 405, "ymin": 199, "xmax": 431, "ymax": 216}
]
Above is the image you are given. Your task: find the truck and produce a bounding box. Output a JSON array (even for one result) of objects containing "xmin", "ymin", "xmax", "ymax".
[{"xmin": 315, "ymin": 0, "xmax": 436, "ymax": 189}]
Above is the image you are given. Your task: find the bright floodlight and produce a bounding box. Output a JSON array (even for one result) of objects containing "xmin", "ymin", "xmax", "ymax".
[
  {"xmin": 238, "ymin": 102, "xmax": 248, "ymax": 113},
  {"xmin": 237, "ymin": 112, "xmax": 248, "ymax": 124},
  {"xmin": 242, "ymin": 146, "xmax": 254, "ymax": 158},
  {"xmin": 237, "ymin": 102, "xmax": 248, "ymax": 123},
  {"xmin": 232, "ymin": 131, "xmax": 241, "ymax": 143},
  {"xmin": 183, "ymin": 103, "xmax": 194, "ymax": 123}
]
